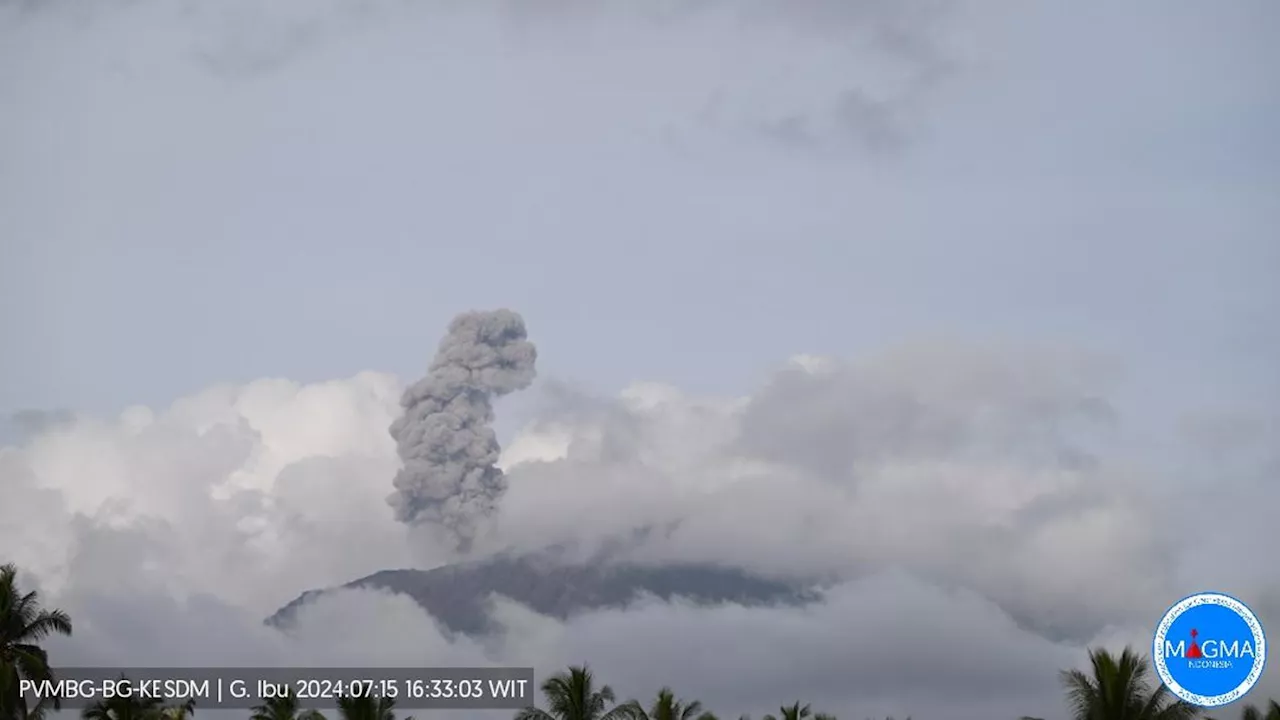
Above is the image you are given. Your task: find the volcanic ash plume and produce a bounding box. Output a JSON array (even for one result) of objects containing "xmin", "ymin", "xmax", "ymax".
[{"xmin": 388, "ymin": 309, "xmax": 537, "ymax": 552}]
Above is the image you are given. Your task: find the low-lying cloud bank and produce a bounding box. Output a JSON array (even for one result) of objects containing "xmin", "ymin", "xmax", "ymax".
[{"xmin": 4, "ymin": 345, "xmax": 1276, "ymax": 720}]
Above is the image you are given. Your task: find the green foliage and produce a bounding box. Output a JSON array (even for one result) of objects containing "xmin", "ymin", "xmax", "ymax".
[
  {"xmin": 161, "ymin": 698, "xmax": 197, "ymax": 720},
  {"xmin": 335, "ymin": 692, "xmax": 407, "ymax": 720},
  {"xmin": 1207, "ymin": 694, "xmax": 1280, "ymax": 720},
  {"xmin": 516, "ymin": 665, "xmax": 633, "ymax": 720},
  {"xmin": 1239, "ymin": 701, "xmax": 1280, "ymax": 720},
  {"xmin": 80, "ymin": 671, "xmax": 197, "ymax": 717},
  {"xmin": 1060, "ymin": 647, "xmax": 1199, "ymax": 720},
  {"xmin": 760, "ymin": 704, "xmax": 836, "ymax": 720},
  {"xmin": 764, "ymin": 703, "xmax": 811, "ymax": 720},
  {"xmin": 17, "ymin": 696, "xmax": 53, "ymax": 720},
  {"xmin": 79, "ymin": 676, "xmax": 192, "ymax": 720},
  {"xmin": 1, "ymin": 563, "xmax": 73, "ymax": 720},
  {"xmin": 619, "ymin": 687, "xmax": 717, "ymax": 720}
]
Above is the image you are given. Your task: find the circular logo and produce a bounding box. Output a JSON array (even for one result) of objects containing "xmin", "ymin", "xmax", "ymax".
[{"xmin": 1153, "ymin": 592, "xmax": 1267, "ymax": 707}]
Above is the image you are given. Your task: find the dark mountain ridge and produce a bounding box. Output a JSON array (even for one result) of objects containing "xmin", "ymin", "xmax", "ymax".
[{"xmin": 266, "ymin": 551, "xmax": 821, "ymax": 636}]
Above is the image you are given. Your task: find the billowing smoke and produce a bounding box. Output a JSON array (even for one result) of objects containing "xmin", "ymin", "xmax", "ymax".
[{"xmin": 388, "ymin": 309, "xmax": 537, "ymax": 552}]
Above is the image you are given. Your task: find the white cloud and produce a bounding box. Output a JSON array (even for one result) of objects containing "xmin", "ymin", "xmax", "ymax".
[
  {"xmin": 5, "ymin": 344, "xmax": 1278, "ymax": 720},
  {"xmin": 3, "ymin": 372, "xmax": 412, "ymax": 613}
]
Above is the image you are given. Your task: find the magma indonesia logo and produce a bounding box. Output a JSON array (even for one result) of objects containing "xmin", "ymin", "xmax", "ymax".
[{"xmin": 1153, "ymin": 592, "xmax": 1268, "ymax": 707}]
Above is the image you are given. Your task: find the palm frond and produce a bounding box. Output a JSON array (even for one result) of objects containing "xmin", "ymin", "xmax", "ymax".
[{"xmin": 515, "ymin": 708, "xmax": 558, "ymax": 720}]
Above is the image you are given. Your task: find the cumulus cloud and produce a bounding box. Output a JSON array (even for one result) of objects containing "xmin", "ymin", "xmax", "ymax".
[
  {"xmin": 1, "ymin": 372, "xmax": 414, "ymax": 615},
  {"xmin": 5, "ymin": 345, "xmax": 1279, "ymax": 720},
  {"xmin": 488, "ymin": 348, "xmax": 1174, "ymax": 642}
]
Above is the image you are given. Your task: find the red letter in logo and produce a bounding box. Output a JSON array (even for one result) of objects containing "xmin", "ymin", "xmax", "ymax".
[{"xmin": 1187, "ymin": 629, "xmax": 1204, "ymax": 659}]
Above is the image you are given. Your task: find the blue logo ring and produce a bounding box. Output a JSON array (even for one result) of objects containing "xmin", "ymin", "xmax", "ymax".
[{"xmin": 1152, "ymin": 591, "xmax": 1267, "ymax": 707}]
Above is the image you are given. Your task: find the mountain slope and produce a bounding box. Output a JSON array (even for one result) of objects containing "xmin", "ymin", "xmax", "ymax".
[{"xmin": 266, "ymin": 552, "xmax": 819, "ymax": 636}]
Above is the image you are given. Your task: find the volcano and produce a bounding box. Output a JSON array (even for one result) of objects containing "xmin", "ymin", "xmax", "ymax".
[{"xmin": 266, "ymin": 549, "xmax": 820, "ymax": 636}]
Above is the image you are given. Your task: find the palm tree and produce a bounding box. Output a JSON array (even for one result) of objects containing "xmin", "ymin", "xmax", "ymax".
[
  {"xmin": 159, "ymin": 698, "xmax": 196, "ymax": 720},
  {"xmin": 764, "ymin": 703, "xmax": 812, "ymax": 720},
  {"xmin": 1, "ymin": 563, "xmax": 73, "ymax": 720},
  {"xmin": 620, "ymin": 688, "xmax": 716, "ymax": 720},
  {"xmin": 1239, "ymin": 701, "xmax": 1280, "ymax": 720},
  {"xmin": 515, "ymin": 665, "xmax": 633, "ymax": 720},
  {"xmin": 80, "ymin": 679, "xmax": 167, "ymax": 720},
  {"xmin": 251, "ymin": 689, "xmax": 327, "ymax": 720},
  {"xmin": 1060, "ymin": 647, "xmax": 1199, "ymax": 720},
  {"xmin": 744, "ymin": 706, "xmax": 834, "ymax": 720},
  {"xmin": 17, "ymin": 696, "xmax": 55, "ymax": 720},
  {"xmin": 78, "ymin": 676, "xmax": 195, "ymax": 720},
  {"xmin": 335, "ymin": 694, "xmax": 407, "ymax": 720}
]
